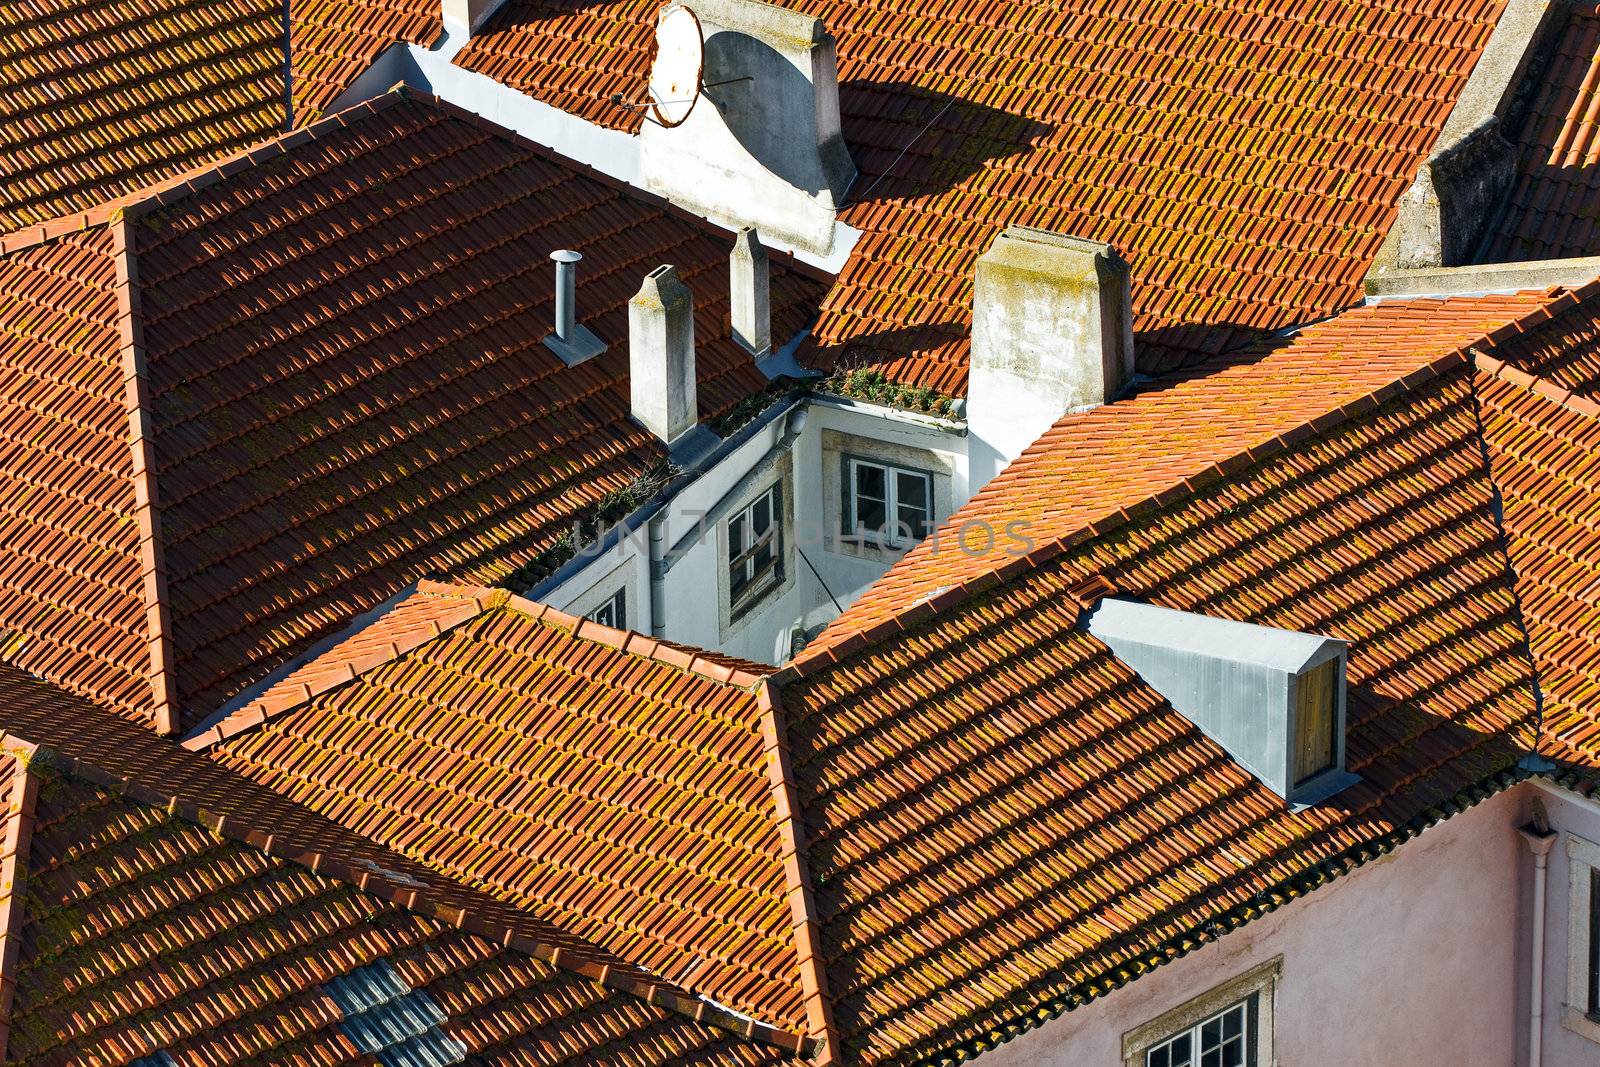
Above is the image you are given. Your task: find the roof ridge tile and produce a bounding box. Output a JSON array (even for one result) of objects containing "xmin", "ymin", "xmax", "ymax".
[{"xmin": 110, "ymin": 216, "xmax": 177, "ymax": 737}]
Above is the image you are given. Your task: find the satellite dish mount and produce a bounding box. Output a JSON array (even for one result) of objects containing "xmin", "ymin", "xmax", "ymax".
[{"xmin": 611, "ymin": 4, "xmax": 749, "ymax": 127}]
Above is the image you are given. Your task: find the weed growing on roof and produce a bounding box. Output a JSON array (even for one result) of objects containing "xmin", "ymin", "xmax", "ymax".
[
  {"xmin": 816, "ymin": 366, "xmax": 957, "ymax": 417},
  {"xmin": 497, "ymin": 464, "xmax": 679, "ymax": 592},
  {"xmin": 709, "ymin": 376, "xmax": 803, "ymax": 438}
]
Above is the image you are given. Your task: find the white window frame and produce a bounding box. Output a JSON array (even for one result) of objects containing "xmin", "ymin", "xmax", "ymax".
[
  {"xmin": 843, "ymin": 455, "xmax": 934, "ymax": 550},
  {"xmin": 1565, "ymin": 834, "xmax": 1600, "ymax": 1043},
  {"xmin": 585, "ymin": 587, "xmax": 626, "ymax": 629},
  {"xmin": 1122, "ymin": 957, "xmax": 1279, "ymax": 1067},
  {"xmin": 727, "ymin": 482, "xmax": 784, "ymax": 618}
]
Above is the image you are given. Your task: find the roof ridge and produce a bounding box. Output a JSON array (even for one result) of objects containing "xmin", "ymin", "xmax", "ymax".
[
  {"xmin": 0, "ymin": 90, "xmax": 412, "ymax": 259},
  {"xmin": 185, "ymin": 581, "xmax": 772, "ymax": 751},
  {"xmin": 1473, "ymin": 349, "xmax": 1600, "ymax": 420},
  {"xmin": 0, "ymin": 749, "xmax": 40, "ymax": 1063},
  {"xmin": 776, "ymin": 344, "xmax": 1492, "ymax": 683},
  {"xmin": 110, "ymin": 216, "xmax": 178, "ymax": 736},
  {"xmin": 0, "ymin": 732, "xmax": 813, "ymax": 1058},
  {"xmin": 183, "ymin": 581, "xmax": 498, "ymax": 750},
  {"xmin": 495, "ymin": 588, "xmax": 774, "ymax": 688},
  {"xmin": 756, "ymin": 679, "xmax": 841, "ymax": 1063}
]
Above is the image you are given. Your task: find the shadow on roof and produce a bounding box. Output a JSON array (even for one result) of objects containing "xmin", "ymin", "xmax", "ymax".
[{"xmin": 838, "ymin": 80, "xmax": 1053, "ymax": 208}]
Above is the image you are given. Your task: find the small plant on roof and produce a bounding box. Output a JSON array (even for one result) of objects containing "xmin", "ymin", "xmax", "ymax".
[
  {"xmin": 815, "ymin": 365, "xmax": 958, "ymax": 417},
  {"xmin": 497, "ymin": 463, "xmax": 678, "ymax": 592}
]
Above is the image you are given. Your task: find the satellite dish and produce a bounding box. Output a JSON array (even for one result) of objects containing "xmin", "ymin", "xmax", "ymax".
[{"xmin": 649, "ymin": 4, "xmax": 704, "ymax": 128}]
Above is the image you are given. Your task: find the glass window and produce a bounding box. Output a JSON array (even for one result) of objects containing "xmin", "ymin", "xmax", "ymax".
[
  {"xmin": 1292, "ymin": 658, "xmax": 1339, "ymax": 786},
  {"xmin": 846, "ymin": 458, "xmax": 932, "ymax": 548},
  {"xmin": 585, "ymin": 588, "xmax": 626, "ymax": 630},
  {"xmin": 728, "ymin": 483, "xmax": 783, "ymax": 612},
  {"xmin": 1144, "ymin": 996, "xmax": 1254, "ymax": 1067},
  {"xmin": 1590, "ymin": 865, "xmax": 1600, "ymax": 1019}
]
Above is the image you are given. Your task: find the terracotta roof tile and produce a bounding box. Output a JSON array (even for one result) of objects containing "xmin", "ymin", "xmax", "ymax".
[
  {"xmin": 0, "ymin": 0, "xmax": 288, "ymax": 234},
  {"xmin": 0, "ymin": 665, "xmax": 812, "ymax": 1058},
  {"xmin": 0, "ymin": 226, "xmax": 151, "ymax": 720},
  {"xmin": 0, "ymin": 90, "xmax": 825, "ymax": 732},
  {"xmin": 456, "ymin": 0, "xmax": 1508, "ymax": 388},
  {"xmin": 1475, "ymin": 363, "xmax": 1600, "ymax": 769},
  {"xmin": 3, "ymin": 756, "xmax": 794, "ymax": 1066},
  {"xmin": 1484, "ymin": 7, "xmax": 1600, "ymax": 262},
  {"xmin": 289, "ymin": 0, "xmax": 441, "ymax": 121},
  {"xmin": 207, "ymin": 594, "xmax": 808, "ymax": 1031},
  {"xmin": 779, "ymin": 365, "xmax": 1536, "ymax": 1062},
  {"xmin": 798, "ymin": 289, "xmax": 1567, "ymax": 662}
]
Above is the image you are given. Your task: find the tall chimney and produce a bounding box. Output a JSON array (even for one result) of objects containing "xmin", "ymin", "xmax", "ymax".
[
  {"xmin": 967, "ymin": 226, "xmax": 1134, "ymax": 485},
  {"xmin": 731, "ymin": 228, "xmax": 770, "ymax": 357},
  {"xmin": 630, "ymin": 265, "xmax": 698, "ymax": 445},
  {"xmin": 542, "ymin": 250, "xmax": 607, "ymax": 365}
]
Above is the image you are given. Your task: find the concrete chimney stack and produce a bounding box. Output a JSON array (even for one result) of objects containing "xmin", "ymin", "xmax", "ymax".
[
  {"xmin": 543, "ymin": 250, "xmax": 607, "ymax": 366},
  {"xmin": 640, "ymin": 0, "xmax": 856, "ymax": 257},
  {"xmin": 629, "ymin": 265, "xmax": 698, "ymax": 446},
  {"xmin": 442, "ymin": 0, "xmax": 498, "ymax": 35},
  {"xmin": 967, "ymin": 226, "xmax": 1134, "ymax": 485},
  {"xmin": 730, "ymin": 228, "xmax": 770, "ymax": 357}
]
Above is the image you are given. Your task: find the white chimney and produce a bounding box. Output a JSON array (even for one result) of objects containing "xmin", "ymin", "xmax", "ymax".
[
  {"xmin": 442, "ymin": 0, "xmax": 501, "ymax": 35},
  {"xmin": 967, "ymin": 226, "xmax": 1134, "ymax": 485},
  {"xmin": 629, "ymin": 265, "xmax": 698, "ymax": 445},
  {"xmin": 639, "ymin": 0, "xmax": 856, "ymax": 257},
  {"xmin": 542, "ymin": 249, "xmax": 607, "ymax": 366},
  {"xmin": 730, "ymin": 228, "xmax": 770, "ymax": 357}
]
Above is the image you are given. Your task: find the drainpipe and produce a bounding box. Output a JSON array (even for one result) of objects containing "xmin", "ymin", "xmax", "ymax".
[
  {"xmin": 648, "ymin": 515, "xmax": 669, "ymax": 639},
  {"xmin": 1520, "ymin": 805, "xmax": 1557, "ymax": 1067}
]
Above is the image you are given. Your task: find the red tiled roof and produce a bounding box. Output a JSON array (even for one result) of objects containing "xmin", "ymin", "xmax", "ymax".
[
  {"xmin": 1473, "ymin": 281, "xmax": 1600, "ymax": 402},
  {"xmin": 202, "ymin": 586, "xmax": 818, "ymax": 1036},
  {"xmin": 0, "ymin": 88, "xmax": 824, "ymax": 733},
  {"xmin": 0, "ymin": 226, "xmax": 152, "ymax": 720},
  {"xmin": 457, "ymin": 0, "xmax": 1509, "ymax": 390},
  {"xmin": 0, "ymin": 665, "xmax": 812, "ymax": 1060},
  {"xmin": 1482, "ymin": 5, "xmax": 1600, "ymax": 262},
  {"xmin": 799, "ymin": 289, "xmax": 1571, "ymax": 662},
  {"xmin": 1476, "ymin": 359, "xmax": 1600, "ymax": 768},
  {"xmin": 289, "ymin": 0, "xmax": 441, "ymax": 120},
  {"xmin": 775, "ymin": 360, "xmax": 1537, "ymax": 1063},
  {"xmin": 0, "ymin": 0, "xmax": 288, "ymax": 235},
  {"xmin": 1, "ymin": 747, "xmax": 795, "ymax": 1065}
]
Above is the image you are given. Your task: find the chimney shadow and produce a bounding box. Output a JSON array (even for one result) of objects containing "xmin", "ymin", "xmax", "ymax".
[{"xmin": 837, "ymin": 80, "xmax": 1053, "ymax": 207}]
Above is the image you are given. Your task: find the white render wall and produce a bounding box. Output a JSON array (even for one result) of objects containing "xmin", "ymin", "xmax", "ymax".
[
  {"xmin": 540, "ymin": 394, "xmax": 970, "ymax": 665},
  {"xmin": 975, "ymin": 784, "xmax": 1528, "ymax": 1067}
]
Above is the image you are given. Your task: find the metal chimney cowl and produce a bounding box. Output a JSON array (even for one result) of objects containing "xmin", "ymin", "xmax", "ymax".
[{"xmin": 542, "ymin": 249, "xmax": 608, "ymax": 366}]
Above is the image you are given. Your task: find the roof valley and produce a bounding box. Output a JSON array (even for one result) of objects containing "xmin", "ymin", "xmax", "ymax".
[{"xmin": 111, "ymin": 215, "xmax": 179, "ymax": 735}]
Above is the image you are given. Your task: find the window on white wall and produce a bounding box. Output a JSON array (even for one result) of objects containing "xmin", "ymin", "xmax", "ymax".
[
  {"xmin": 728, "ymin": 483, "xmax": 784, "ymax": 616},
  {"xmin": 844, "ymin": 457, "xmax": 932, "ymax": 548},
  {"xmin": 1567, "ymin": 834, "xmax": 1600, "ymax": 1042},
  {"xmin": 1123, "ymin": 958, "xmax": 1279, "ymax": 1067},
  {"xmin": 585, "ymin": 588, "xmax": 626, "ymax": 629}
]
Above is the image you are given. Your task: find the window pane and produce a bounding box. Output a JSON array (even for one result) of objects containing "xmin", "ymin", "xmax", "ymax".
[
  {"xmin": 729, "ymin": 512, "xmax": 746, "ymax": 554},
  {"xmin": 855, "ymin": 462, "xmax": 885, "ymax": 500},
  {"xmin": 753, "ymin": 495, "xmax": 772, "ymax": 535},
  {"xmin": 856, "ymin": 497, "xmax": 887, "ymax": 535},
  {"xmin": 1293, "ymin": 658, "xmax": 1338, "ymax": 785},
  {"xmin": 898, "ymin": 504, "xmax": 930, "ymax": 541},
  {"xmin": 1590, "ymin": 866, "xmax": 1600, "ymax": 1016},
  {"xmin": 896, "ymin": 470, "xmax": 928, "ymax": 510}
]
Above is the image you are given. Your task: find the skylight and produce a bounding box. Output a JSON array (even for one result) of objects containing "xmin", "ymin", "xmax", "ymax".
[{"xmin": 323, "ymin": 960, "xmax": 466, "ymax": 1067}]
